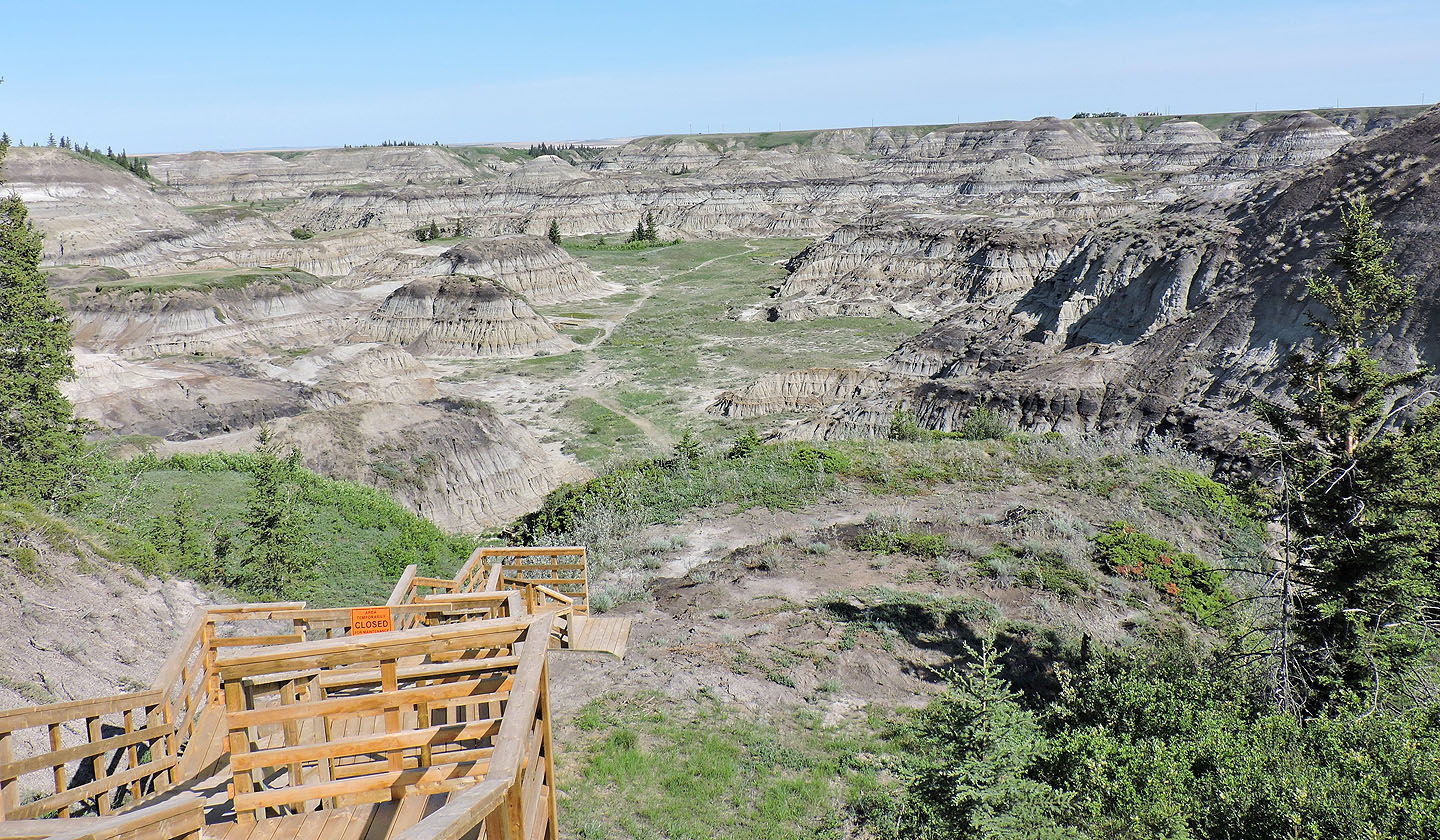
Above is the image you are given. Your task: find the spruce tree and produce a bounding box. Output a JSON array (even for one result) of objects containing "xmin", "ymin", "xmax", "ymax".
[
  {"xmin": 1257, "ymin": 194, "xmax": 1440, "ymax": 712},
  {"xmin": 234, "ymin": 428, "xmax": 316, "ymax": 598},
  {"xmin": 0, "ymin": 137, "xmax": 87, "ymax": 501},
  {"xmin": 428, "ymin": 220, "xmax": 440, "ymax": 241},
  {"xmin": 643, "ymin": 211, "xmax": 658, "ymax": 242},
  {"xmin": 546, "ymin": 219, "xmax": 561, "ymax": 245},
  {"xmin": 890, "ymin": 639, "xmax": 1078, "ymax": 839}
]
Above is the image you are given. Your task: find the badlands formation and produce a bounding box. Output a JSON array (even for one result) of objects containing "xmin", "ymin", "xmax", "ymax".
[{"xmin": 7, "ymin": 104, "xmax": 1438, "ymax": 527}]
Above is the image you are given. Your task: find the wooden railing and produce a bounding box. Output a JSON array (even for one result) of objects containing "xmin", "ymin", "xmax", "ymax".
[
  {"xmin": 484, "ymin": 548, "xmax": 589, "ymax": 614},
  {"xmin": 216, "ymin": 614, "xmax": 555, "ymax": 833},
  {"xmin": 0, "ymin": 793, "xmax": 203, "ymax": 840},
  {"xmin": 0, "ymin": 542, "xmax": 577, "ymax": 839},
  {"xmin": 392, "ymin": 619, "xmax": 559, "ymax": 840},
  {"xmin": 0, "ymin": 694, "xmax": 177, "ymax": 822}
]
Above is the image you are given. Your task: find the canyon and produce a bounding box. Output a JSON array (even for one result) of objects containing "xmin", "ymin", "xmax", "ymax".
[{"xmin": 6, "ymin": 103, "xmax": 1437, "ymax": 529}]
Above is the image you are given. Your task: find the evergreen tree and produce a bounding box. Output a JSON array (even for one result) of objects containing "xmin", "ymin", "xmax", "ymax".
[
  {"xmin": 1257, "ymin": 194, "xmax": 1440, "ymax": 713},
  {"xmin": 643, "ymin": 211, "xmax": 658, "ymax": 242},
  {"xmin": 234, "ymin": 428, "xmax": 316, "ymax": 598},
  {"xmin": 428, "ymin": 220, "xmax": 440, "ymax": 241},
  {"xmin": 146, "ymin": 489, "xmax": 213, "ymax": 581},
  {"xmin": 0, "ymin": 137, "xmax": 87, "ymax": 501},
  {"xmin": 673, "ymin": 428, "xmax": 704, "ymax": 463},
  {"xmin": 546, "ymin": 219, "xmax": 561, "ymax": 245},
  {"xmin": 886, "ymin": 639, "xmax": 1078, "ymax": 839},
  {"xmin": 46, "ymin": 134, "xmax": 55, "ymax": 147}
]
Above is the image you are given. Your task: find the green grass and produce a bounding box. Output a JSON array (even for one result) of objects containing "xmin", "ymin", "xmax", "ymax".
[
  {"xmin": 559, "ymin": 692, "xmax": 891, "ymax": 840},
  {"xmin": 82, "ymin": 266, "xmax": 322, "ymax": 296},
  {"xmin": 562, "ymin": 326, "xmax": 604, "ymax": 345},
  {"xmin": 76, "ymin": 453, "xmax": 475, "ymax": 606},
  {"xmin": 558, "ymin": 398, "xmax": 647, "ymax": 464},
  {"xmin": 547, "ymin": 238, "xmax": 921, "ymax": 452}
]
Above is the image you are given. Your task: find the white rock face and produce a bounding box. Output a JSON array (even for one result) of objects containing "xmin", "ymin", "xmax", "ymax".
[
  {"xmin": 711, "ymin": 368, "xmax": 891, "ymax": 419},
  {"xmin": 1, "ymin": 147, "xmax": 203, "ymax": 264},
  {"xmin": 66, "ymin": 279, "xmax": 365, "ymax": 358},
  {"xmin": 355, "ymin": 275, "xmax": 563, "ymax": 357}
]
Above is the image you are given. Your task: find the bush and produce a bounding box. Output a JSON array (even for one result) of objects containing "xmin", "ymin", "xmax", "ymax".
[
  {"xmin": 889, "ymin": 409, "xmax": 926, "ymax": 441},
  {"xmin": 727, "ymin": 428, "xmax": 762, "ymax": 459},
  {"xmin": 858, "ymin": 518, "xmax": 952, "ymax": 558},
  {"xmin": 1046, "ymin": 642, "xmax": 1440, "ymax": 840},
  {"xmin": 289, "ymin": 226, "xmax": 314, "ymax": 240},
  {"xmin": 1093, "ymin": 521, "xmax": 1230, "ymax": 624},
  {"xmin": 959, "ymin": 407, "xmax": 1012, "ymax": 441}
]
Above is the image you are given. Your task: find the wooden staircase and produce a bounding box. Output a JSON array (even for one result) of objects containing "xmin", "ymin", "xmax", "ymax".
[{"xmin": 0, "ymin": 545, "xmax": 630, "ymax": 840}]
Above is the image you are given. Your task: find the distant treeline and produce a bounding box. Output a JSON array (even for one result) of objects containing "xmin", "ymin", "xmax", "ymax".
[{"xmin": 525, "ymin": 143, "xmax": 601, "ymax": 159}]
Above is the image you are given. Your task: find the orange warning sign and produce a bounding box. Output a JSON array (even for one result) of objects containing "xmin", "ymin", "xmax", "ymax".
[{"xmin": 350, "ymin": 606, "xmax": 395, "ymax": 635}]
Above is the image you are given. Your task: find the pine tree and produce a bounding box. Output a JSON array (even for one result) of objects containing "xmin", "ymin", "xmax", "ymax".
[
  {"xmin": 428, "ymin": 220, "xmax": 440, "ymax": 241},
  {"xmin": 234, "ymin": 428, "xmax": 316, "ymax": 598},
  {"xmin": 890, "ymin": 639, "xmax": 1078, "ymax": 839},
  {"xmin": 1257, "ymin": 194, "xmax": 1440, "ymax": 713},
  {"xmin": 546, "ymin": 219, "xmax": 561, "ymax": 245},
  {"xmin": 643, "ymin": 211, "xmax": 658, "ymax": 242},
  {"xmin": 46, "ymin": 134, "xmax": 55, "ymax": 147},
  {"xmin": 0, "ymin": 137, "xmax": 87, "ymax": 501},
  {"xmin": 673, "ymin": 428, "xmax": 704, "ymax": 463}
]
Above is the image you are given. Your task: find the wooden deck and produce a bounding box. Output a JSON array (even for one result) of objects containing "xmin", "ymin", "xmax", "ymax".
[
  {"xmin": 203, "ymin": 793, "xmax": 446, "ymax": 840},
  {"xmin": 565, "ymin": 616, "xmax": 632, "ymax": 659},
  {"xmin": 0, "ymin": 545, "xmax": 600, "ymax": 840}
]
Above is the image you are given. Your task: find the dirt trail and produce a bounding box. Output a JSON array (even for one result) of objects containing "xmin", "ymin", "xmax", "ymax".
[{"xmin": 570, "ymin": 240, "xmax": 763, "ymax": 450}]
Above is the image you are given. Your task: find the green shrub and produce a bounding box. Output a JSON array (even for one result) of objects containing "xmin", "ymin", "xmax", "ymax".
[
  {"xmin": 858, "ymin": 521, "xmax": 951, "ymax": 558},
  {"xmin": 958, "ymin": 407, "xmax": 1012, "ymax": 441},
  {"xmin": 889, "ymin": 409, "xmax": 926, "ymax": 441},
  {"xmin": 289, "ymin": 226, "xmax": 314, "ymax": 240},
  {"xmin": 1046, "ymin": 642, "xmax": 1440, "ymax": 840},
  {"xmin": 1093, "ymin": 521, "xmax": 1229, "ymax": 624},
  {"xmin": 727, "ymin": 428, "xmax": 762, "ymax": 459}
]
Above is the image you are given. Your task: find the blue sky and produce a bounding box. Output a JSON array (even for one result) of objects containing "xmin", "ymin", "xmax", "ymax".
[{"xmin": 1, "ymin": 0, "xmax": 1437, "ymax": 153}]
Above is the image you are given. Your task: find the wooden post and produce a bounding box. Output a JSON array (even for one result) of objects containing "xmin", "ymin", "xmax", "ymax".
[
  {"xmin": 0, "ymin": 728, "xmax": 18, "ymax": 819},
  {"xmin": 539, "ymin": 659, "xmax": 559, "ymax": 840},
  {"xmin": 223, "ymin": 679, "xmax": 256, "ymax": 826},
  {"xmin": 87, "ymin": 715, "xmax": 110, "ymax": 815},
  {"xmin": 381, "ymin": 659, "xmax": 403, "ymax": 774},
  {"xmin": 47, "ymin": 723, "xmax": 67, "ymax": 818},
  {"xmin": 280, "ymin": 678, "xmax": 307, "ymax": 813},
  {"xmin": 123, "ymin": 707, "xmax": 140, "ymax": 805}
]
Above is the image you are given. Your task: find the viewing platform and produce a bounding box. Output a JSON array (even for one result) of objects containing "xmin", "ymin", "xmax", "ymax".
[{"xmin": 0, "ymin": 546, "xmax": 629, "ymax": 840}]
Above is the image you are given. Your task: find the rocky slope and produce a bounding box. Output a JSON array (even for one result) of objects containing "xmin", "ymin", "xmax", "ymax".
[
  {"xmin": 775, "ymin": 106, "xmax": 1440, "ymax": 459},
  {"xmin": 64, "ymin": 275, "xmax": 368, "ymax": 358},
  {"xmin": 0, "ymin": 146, "xmax": 203, "ymax": 265},
  {"xmin": 355, "ymin": 275, "xmax": 564, "ymax": 357},
  {"xmin": 147, "ymin": 145, "xmax": 480, "ymax": 202},
  {"xmin": 0, "ymin": 502, "xmax": 210, "ymax": 712},
  {"xmin": 346, "ymin": 235, "xmax": 610, "ymax": 304},
  {"xmin": 276, "ymin": 109, "xmax": 1425, "ymax": 242}
]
